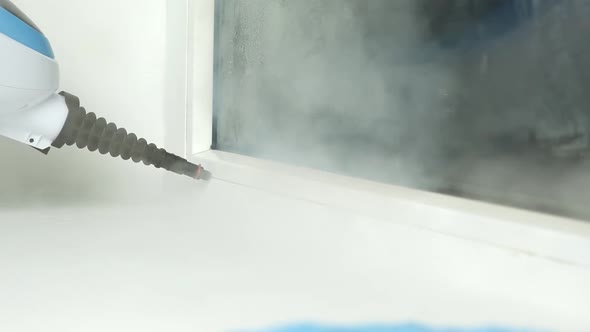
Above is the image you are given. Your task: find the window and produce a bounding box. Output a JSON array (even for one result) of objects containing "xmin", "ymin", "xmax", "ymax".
[
  {"xmin": 184, "ymin": 0, "xmax": 590, "ymax": 267},
  {"xmin": 192, "ymin": 0, "xmax": 590, "ymax": 221}
]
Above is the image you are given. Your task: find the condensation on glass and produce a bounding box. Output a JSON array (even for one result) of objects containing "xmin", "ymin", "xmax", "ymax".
[{"xmin": 213, "ymin": 0, "xmax": 590, "ymax": 220}]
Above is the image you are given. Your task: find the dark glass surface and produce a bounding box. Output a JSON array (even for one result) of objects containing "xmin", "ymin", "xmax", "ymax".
[{"xmin": 213, "ymin": 0, "xmax": 590, "ymax": 220}]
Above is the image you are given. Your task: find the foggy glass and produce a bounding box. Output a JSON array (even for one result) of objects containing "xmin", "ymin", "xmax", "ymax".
[{"xmin": 213, "ymin": 0, "xmax": 590, "ymax": 220}]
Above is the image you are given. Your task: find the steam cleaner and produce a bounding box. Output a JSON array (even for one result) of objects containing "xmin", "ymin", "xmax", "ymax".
[{"xmin": 0, "ymin": 0, "xmax": 210, "ymax": 180}]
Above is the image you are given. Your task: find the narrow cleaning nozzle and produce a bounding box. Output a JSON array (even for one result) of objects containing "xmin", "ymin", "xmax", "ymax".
[{"xmin": 51, "ymin": 92, "xmax": 208, "ymax": 180}]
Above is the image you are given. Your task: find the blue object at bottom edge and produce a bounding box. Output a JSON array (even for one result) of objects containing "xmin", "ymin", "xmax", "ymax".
[{"xmin": 241, "ymin": 323, "xmax": 543, "ymax": 332}]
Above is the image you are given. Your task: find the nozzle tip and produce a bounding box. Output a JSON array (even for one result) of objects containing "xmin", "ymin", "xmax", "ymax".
[{"xmin": 194, "ymin": 164, "xmax": 212, "ymax": 180}]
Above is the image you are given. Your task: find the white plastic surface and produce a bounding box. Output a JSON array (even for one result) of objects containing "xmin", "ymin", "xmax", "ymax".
[
  {"xmin": 0, "ymin": 93, "xmax": 68, "ymax": 149},
  {"xmin": 0, "ymin": 28, "xmax": 64, "ymax": 148},
  {"xmin": 0, "ymin": 32, "xmax": 58, "ymax": 114},
  {"xmin": 188, "ymin": 0, "xmax": 214, "ymax": 154},
  {"xmin": 1, "ymin": 179, "xmax": 590, "ymax": 332}
]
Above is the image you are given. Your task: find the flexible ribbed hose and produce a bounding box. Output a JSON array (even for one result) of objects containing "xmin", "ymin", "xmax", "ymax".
[{"xmin": 51, "ymin": 92, "xmax": 206, "ymax": 179}]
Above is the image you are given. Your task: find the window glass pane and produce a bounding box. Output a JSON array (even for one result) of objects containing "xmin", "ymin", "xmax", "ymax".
[{"xmin": 213, "ymin": 0, "xmax": 590, "ymax": 220}]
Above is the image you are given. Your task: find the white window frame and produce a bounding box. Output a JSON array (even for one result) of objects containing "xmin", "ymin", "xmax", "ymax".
[{"xmin": 175, "ymin": 0, "xmax": 590, "ymax": 268}]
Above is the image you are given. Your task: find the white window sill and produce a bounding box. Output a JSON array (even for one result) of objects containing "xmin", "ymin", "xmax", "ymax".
[{"xmin": 191, "ymin": 149, "xmax": 590, "ymax": 268}]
